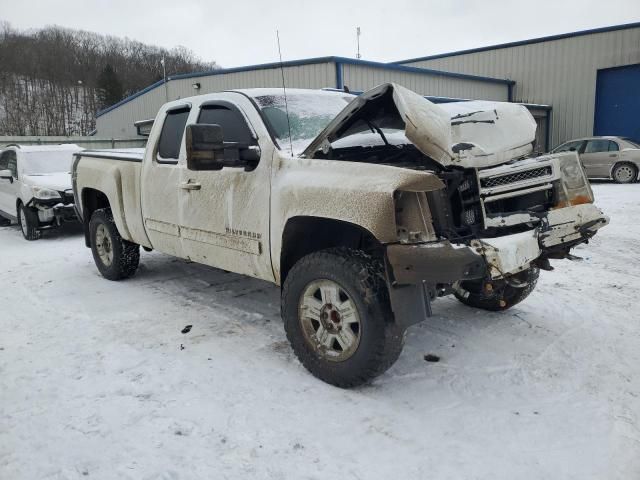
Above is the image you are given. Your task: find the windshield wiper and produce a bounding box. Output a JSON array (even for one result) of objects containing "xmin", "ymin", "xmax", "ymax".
[{"xmin": 365, "ymin": 120, "xmax": 389, "ymax": 146}]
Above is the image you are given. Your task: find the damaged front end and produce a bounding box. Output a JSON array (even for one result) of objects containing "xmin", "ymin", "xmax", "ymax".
[
  {"xmin": 385, "ymin": 152, "xmax": 608, "ymax": 326},
  {"xmin": 30, "ymin": 188, "xmax": 78, "ymax": 229},
  {"xmin": 301, "ymin": 83, "xmax": 607, "ymax": 326}
]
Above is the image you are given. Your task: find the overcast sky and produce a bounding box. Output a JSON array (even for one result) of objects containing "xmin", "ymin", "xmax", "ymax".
[{"xmin": 1, "ymin": 0, "xmax": 639, "ymax": 68}]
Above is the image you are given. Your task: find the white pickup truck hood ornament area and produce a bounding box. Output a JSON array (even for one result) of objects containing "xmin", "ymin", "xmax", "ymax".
[{"xmin": 302, "ymin": 83, "xmax": 537, "ymax": 169}]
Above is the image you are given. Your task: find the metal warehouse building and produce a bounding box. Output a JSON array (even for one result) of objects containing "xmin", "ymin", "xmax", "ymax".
[
  {"xmin": 97, "ymin": 22, "xmax": 640, "ymax": 151},
  {"xmin": 96, "ymin": 56, "xmax": 514, "ymax": 138},
  {"xmin": 395, "ymin": 22, "xmax": 640, "ymax": 147}
]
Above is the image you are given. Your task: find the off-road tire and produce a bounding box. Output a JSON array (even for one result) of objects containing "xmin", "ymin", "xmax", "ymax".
[
  {"xmin": 611, "ymin": 162, "xmax": 638, "ymax": 184},
  {"xmin": 89, "ymin": 208, "xmax": 140, "ymax": 280},
  {"xmin": 282, "ymin": 248, "xmax": 405, "ymax": 388},
  {"xmin": 18, "ymin": 203, "xmax": 40, "ymax": 241},
  {"xmin": 454, "ymin": 266, "xmax": 539, "ymax": 311}
]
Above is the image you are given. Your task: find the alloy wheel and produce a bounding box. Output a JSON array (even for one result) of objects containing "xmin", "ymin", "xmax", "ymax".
[{"xmin": 298, "ymin": 279, "xmax": 361, "ymax": 362}]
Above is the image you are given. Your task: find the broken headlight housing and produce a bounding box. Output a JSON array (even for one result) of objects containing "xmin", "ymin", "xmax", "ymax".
[
  {"xmin": 32, "ymin": 186, "xmax": 62, "ymax": 200},
  {"xmin": 555, "ymin": 154, "xmax": 593, "ymax": 208}
]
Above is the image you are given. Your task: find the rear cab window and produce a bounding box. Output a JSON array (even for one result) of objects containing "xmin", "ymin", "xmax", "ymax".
[{"xmin": 157, "ymin": 107, "xmax": 191, "ymax": 163}]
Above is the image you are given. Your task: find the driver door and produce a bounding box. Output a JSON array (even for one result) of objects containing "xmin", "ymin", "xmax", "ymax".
[{"xmin": 179, "ymin": 101, "xmax": 274, "ymax": 282}]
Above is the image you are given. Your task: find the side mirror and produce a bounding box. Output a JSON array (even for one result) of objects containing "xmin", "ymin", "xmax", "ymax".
[
  {"xmin": 186, "ymin": 123, "xmax": 260, "ymax": 171},
  {"xmin": 0, "ymin": 169, "xmax": 13, "ymax": 182},
  {"xmin": 569, "ymin": 147, "xmax": 576, "ymax": 152}
]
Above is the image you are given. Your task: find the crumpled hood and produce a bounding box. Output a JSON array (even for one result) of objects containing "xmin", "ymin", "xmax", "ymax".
[
  {"xmin": 302, "ymin": 83, "xmax": 537, "ymax": 169},
  {"xmin": 22, "ymin": 172, "xmax": 72, "ymax": 192},
  {"xmin": 439, "ymin": 100, "xmax": 537, "ymax": 168}
]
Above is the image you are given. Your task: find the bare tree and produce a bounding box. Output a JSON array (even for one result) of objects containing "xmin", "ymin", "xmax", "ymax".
[{"xmin": 0, "ymin": 23, "xmax": 217, "ymax": 136}]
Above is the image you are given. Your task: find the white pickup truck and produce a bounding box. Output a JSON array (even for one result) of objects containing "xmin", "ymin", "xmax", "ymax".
[{"xmin": 72, "ymin": 83, "xmax": 608, "ymax": 387}]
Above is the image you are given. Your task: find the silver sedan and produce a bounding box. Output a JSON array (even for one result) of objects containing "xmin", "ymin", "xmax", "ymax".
[{"xmin": 551, "ymin": 136, "xmax": 640, "ymax": 183}]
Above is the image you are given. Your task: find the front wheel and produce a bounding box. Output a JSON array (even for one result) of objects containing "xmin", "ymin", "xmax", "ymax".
[
  {"xmin": 454, "ymin": 266, "xmax": 539, "ymax": 311},
  {"xmin": 89, "ymin": 208, "xmax": 140, "ymax": 280},
  {"xmin": 18, "ymin": 203, "xmax": 40, "ymax": 241},
  {"xmin": 282, "ymin": 248, "xmax": 405, "ymax": 388}
]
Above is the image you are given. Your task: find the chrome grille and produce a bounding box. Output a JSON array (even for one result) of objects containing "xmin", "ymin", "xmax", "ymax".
[{"xmin": 481, "ymin": 166, "xmax": 552, "ymax": 189}]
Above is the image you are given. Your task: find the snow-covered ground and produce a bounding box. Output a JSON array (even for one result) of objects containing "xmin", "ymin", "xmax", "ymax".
[{"xmin": 1, "ymin": 183, "xmax": 638, "ymax": 480}]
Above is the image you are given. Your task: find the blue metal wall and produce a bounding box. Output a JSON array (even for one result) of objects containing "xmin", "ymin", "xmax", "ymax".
[{"xmin": 594, "ymin": 64, "xmax": 640, "ymax": 143}]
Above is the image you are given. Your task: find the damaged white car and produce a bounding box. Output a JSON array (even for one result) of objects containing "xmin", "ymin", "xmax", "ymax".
[
  {"xmin": 72, "ymin": 83, "xmax": 608, "ymax": 387},
  {"xmin": 0, "ymin": 144, "xmax": 83, "ymax": 240}
]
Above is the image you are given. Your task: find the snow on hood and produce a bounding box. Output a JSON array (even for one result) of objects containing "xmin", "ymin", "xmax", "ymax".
[
  {"xmin": 302, "ymin": 83, "xmax": 537, "ymax": 169},
  {"xmin": 439, "ymin": 100, "xmax": 537, "ymax": 168},
  {"xmin": 22, "ymin": 172, "xmax": 72, "ymax": 192}
]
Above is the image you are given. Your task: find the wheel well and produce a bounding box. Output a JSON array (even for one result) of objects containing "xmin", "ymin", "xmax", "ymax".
[
  {"xmin": 280, "ymin": 216, "xmax": 383, "ymax": 284},
  {"xmin": 81, "ymin": 188, "xmax": 110, "ymax": 247}
]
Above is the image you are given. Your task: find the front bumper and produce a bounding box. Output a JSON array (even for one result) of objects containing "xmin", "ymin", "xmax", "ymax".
[
  {"xmin": 32, "ymin": 201, "xmax": 78, "ymax": 227},
  {"xmin": 385, "ymin": 202, "xmax": 608, "ymax": 326}
]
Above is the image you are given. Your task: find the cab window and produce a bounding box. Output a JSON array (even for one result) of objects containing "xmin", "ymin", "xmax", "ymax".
[
  {"xmin": 157, "ymin": 107, "xmax": 191, "ymax": 163},
  {"xmin": 197, "ymin": 105, "xmax": 255, "ymax": 145}
]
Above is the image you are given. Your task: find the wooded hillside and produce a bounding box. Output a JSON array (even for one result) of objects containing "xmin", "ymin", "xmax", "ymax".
[{"xmin": 0, "ymin": 22, "xmax": 216, "ymax": 136}]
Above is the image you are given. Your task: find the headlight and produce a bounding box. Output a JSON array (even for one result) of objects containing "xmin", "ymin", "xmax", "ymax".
[
  {"xmin": 555, "ymin": 154, "xmax": 593, "ymax": 208},
  {"xmin": 32, "ymin": 186, "xmax": 62, "ymax": 200}
]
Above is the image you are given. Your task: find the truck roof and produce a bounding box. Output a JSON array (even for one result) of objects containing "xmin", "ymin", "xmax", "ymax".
[{"xmin": 170, "ymin": 88, "xmax": 351, "ymax": 106}]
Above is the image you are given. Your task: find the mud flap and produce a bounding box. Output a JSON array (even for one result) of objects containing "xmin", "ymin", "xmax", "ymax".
[
  {"xmin": 385, "ymin": 242, "xmax": 486, "ymax": 328},
  {"xmin": 388, "ymin": 282, "xmax": 433, "ymax": 329}
]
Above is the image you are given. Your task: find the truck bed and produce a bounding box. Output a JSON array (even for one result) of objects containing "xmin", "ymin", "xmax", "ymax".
[{"xmin": 73, "ymin": 148, "xmax": 150, "ymax": 248}]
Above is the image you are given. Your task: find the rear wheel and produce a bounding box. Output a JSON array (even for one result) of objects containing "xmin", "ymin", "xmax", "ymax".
[
  {"xmin": 612, "ymin": 162, "xmax": 637, "ymax": 184},
  {"xmin": 89, "ymin": 208, "xmax": 140, "ymax": 280},
  {"xmin": 454, "ymin": 266, "xmax": 539, "ymax": 311},
  {"xmin": 18, "ymin": 203, "xmax": 40, "ymax": 241},
  {"xmin": 282, "ymin": 248, "xmax": 404, "ymax": 388}
]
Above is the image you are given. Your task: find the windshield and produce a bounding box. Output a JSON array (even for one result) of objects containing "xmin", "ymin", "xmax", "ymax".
[
  {"xmin": 252, "ymin": 91, "xmax": 354, "ymax": 155},
  {"xmin": 22, "ymin": 150, "xmax": 77, "ymax": 175}
]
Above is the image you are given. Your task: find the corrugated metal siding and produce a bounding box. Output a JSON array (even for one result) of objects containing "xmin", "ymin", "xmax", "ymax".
[
  {"xmin": 97, "ymin": 63, "xmax": 337, "ymax": 137},
  {"xmin": 169, "ymin": 62, "xmax": 336, "ymax": 98},
  {"xmin": 96, "ymin": 84, "xmax": 167, "ymax": 138},
  {"xmin": 401, "ymin": 27, "xmax": 640, "ymax": 147},
  {"xmin": 341, "ymin": 64, "xmax": 509, "ymax": 101}
]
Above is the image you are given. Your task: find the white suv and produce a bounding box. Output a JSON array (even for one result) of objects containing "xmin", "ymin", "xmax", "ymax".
[{"xmin": 0, "ymin": 144, "xmax": 83, "ymax": 240}]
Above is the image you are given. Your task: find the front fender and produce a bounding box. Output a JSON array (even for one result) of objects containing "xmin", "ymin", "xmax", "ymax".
[{"xmin": 270, "ymin": 155, "xmax": 444, "ymax": 280}]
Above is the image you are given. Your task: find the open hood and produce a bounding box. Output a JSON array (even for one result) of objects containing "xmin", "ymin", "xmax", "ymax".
[{"xmin": 302, "ymin": 83, "xmax": 537, "ymax": 169}]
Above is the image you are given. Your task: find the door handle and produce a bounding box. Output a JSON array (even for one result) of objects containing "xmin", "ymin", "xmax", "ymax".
[
  {"xmin": 181, "ymin": 181, "xmax": 201, "ymax": 191},
  {"xmin": 609, "ymin": 154, "xmax": 618, "ymax": 158}
]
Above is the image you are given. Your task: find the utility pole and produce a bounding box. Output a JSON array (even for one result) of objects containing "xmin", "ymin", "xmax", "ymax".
[{"xmin": 356, "ymin": 27, "xmax": 362, "ymax": 59}]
